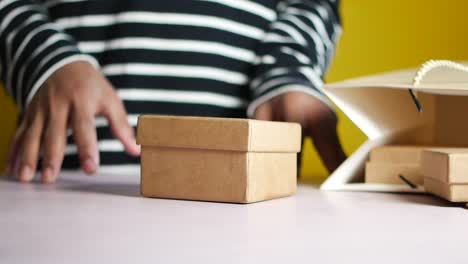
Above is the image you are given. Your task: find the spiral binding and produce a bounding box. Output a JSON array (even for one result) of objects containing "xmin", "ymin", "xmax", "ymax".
[
  {"xmin": 409, "ymin": 60, "xmax": 468, "ymax": 112},
  {"xmin": 413, "ymin": 59, "xmax": 468, "ymax": 86}
]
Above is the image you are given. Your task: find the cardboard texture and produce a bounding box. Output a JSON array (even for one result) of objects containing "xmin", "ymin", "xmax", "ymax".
[
  {"xmin": 424, "ymin": 178, "xmax": 468, "ymax": 202},
  {"xmin": 321, "ymin": 61, "xmax": 468, "ymax": 193},
  {"xmin": 365, "ymin": 145, "xmax": 426, "ymax": 185},
  {"xmin": 365, "ymin": 162, "xmax": 422, "ymax": 185},
  {"xmin": 369, "ymin": 146, "xmax": 426, "ymax": 163},
  {"xmin": 422, "ymin": 149, "xmax": 468, "ymax": 202},
  {"xmin": 137, "ymin": 115, "xmax": 301, "ymax": 203}
]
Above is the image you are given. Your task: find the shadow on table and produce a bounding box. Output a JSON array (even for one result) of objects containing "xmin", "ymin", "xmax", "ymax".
[
  {"xmin": 58, "ymin": 178, "xmax": 141, "ymax": 198},
  {"xmin": 298, "ymin": 176, "xmax": 466, "ymax": 208},
  {"xmin": 298, "ymin": 174, "xmax": 468, "ymax": 208},
  {"xmin": 393, "ymin": 193, "xmax": 467, "ymax": 208},
  {"xmin": 0, "ymin": 176, "xmax": 139, "ymax": 198},
  {"xmin": 65, "ymin": 183, "xmax": 141, "ymax": 197}
]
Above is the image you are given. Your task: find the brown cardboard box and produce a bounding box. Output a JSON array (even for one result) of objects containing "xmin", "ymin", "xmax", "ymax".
[
  {"xmin": 365, "ymin": 162, "xmax": 422, "ymax": 185},
  {"xmin": 369, "ymin": 146, "xmax": 427, "ymax": 164},
  {"xmin": 136, "ymin": 115, "xmax": 301, "ymax": 203},
  {"xmin": 424, "ymin": 178, "xmax": 468, "ymax": 202},
  {"xmin": 422, "ymin": 149, "xmax": 468, "ymax": 202},
  {"xmin": 365, "ymin": 145, "xmax": 426, "ymax": 185}
]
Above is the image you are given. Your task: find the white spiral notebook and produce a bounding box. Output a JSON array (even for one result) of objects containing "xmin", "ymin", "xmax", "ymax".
[{"xmin": 321, "ymin": 60, "xmax": 468, "ymax": 192}]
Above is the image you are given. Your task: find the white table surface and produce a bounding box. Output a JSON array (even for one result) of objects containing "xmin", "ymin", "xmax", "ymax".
[{"xmin": 1, "ymin": 168, "xmax": 468, "ymax": 264}]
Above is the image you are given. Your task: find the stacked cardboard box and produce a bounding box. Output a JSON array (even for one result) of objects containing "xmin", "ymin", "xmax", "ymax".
[
  {"xmin": 365, "ymin": 146, "xmax": 468, "ymax": 202},
  {"xmin": 365, "ymin": 146, "xmax": 425, "ymax": 186},
  {"xmin": 422, "ymin": 149, "xmax": 468, "ymax": 202}
]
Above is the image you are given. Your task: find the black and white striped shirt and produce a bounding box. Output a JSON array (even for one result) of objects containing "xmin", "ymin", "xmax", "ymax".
[{"xmin": 0, "ymin": 0, "xmax": 341, "ymax": 169}]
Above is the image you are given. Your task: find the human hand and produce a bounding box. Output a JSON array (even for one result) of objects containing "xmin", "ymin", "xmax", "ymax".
[
  {"xmin": 254, "ymin": 91, "xmax": 346, "ymax": 173},
  {"xmin": 6, "ymin": 61, "xmax": 140, "ymax": 183}
]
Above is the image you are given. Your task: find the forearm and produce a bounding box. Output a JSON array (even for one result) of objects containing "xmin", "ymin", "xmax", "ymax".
[
  {"xmin": 248, "ymin": 0, "xmax": 341, "ymax": 117},
  {"xmin": 0, "ymin": 0, "xmax": 98, "ymax": 111}
]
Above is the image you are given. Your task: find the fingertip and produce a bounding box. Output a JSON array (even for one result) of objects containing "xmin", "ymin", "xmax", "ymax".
[
  {"xmin": 123, "ymin": 143, "xmax": 140, "ymax": 157},
  {"xmin": 127, "ymin": 143, "xmax": 140, "ymax": 157},
  {"xmin": 19, "ymin": 165, "xmax": 34, "ymax": 183},
  {"xmin": 41, "ymin": 167, "xmax": 56, "ymax": 184},
  {"xmin": 41, "ymin": 178, "xmax": 55, "ymax": 184},
  {"xmin": 82, "ymin": 158, "xmax": 98, "ymax": 175},
  {"xmin": 119, "ymin": 133, "xmax": 140, "ymax": 156}
]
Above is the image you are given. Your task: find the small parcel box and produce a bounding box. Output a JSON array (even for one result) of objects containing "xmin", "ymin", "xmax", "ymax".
[
  {"xmin": 136, "ymin": 115, "xmax": 301, "ymax": 203},
  {"xmin": 321, "ymin": 60, "xmax": 468, "ymax": 193},
  {"xmin": 365, "ymin": 145, "xmax": 426, "ymax": 186},
  {"xmin": 422, "ymin": 149, "xmax": 468, "ymax": 202}
]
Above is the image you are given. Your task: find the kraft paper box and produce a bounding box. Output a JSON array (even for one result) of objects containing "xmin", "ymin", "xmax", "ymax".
[
  {"xmin": 369, "ymin": 145, "xmax": 426, "ymax": 164},
  {"xmin": 136, "ymin": 115, "xmax": 301, "ymax": 203},
  {"xmin": 422, "ymin": 149, "xmax": 468, "ymax": 202},
  {"xmin": 365, "ymin": 146, "xmax": 426, "ymax": 185},
  {"xmin": 321, "ymin": 60, "xmax": 468, "ymax": 193},
  {"xmin": 365, "ymin": 162, "xmax": 422, "ymax": 185}
]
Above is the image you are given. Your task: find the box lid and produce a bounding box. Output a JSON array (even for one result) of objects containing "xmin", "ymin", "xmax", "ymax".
[
  {"xmin": 369, "ymin": 145, "xmax": 428, "ymax": 163},
  {"xmin": 136, "ymin": 115, "xmax": 301, "ymax": 152},
  {"xmin": 422, "ymin": 148, "xmax": 468, "ymax": 183}
]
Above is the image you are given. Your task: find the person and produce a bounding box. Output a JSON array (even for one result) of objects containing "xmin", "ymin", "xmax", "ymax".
[{"xmin": 1, "ymin": 0, "xmax": 346, "ymax": 183}]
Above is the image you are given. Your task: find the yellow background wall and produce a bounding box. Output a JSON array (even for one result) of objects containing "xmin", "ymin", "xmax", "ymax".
[
  {"xmin": 0, "ymin": 87, "xmax": 17, "ymax": 173},
  {"xmin": 2, "ymin": 0, "xmax": 468, "ymax": 179}
]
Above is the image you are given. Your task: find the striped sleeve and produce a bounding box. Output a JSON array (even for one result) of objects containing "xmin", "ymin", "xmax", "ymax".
[
  {"xmin": 247, "ymin": 0, "xmax": 341, "ymax": 117},
  {"xmin": 0, "ymin": 0, "xmax": 98, "ymax": 111}
]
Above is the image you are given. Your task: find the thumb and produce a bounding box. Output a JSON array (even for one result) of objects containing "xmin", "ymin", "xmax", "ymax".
[
  {"xmin": 253, "ymin": 101, "xmax": 273, "ymax": 121},
  {"xmin": 101, "ymin": 92, "xmax": 140, "ymax": 156}
]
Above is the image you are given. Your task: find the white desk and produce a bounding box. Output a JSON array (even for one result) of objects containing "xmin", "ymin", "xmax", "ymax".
[{"xmin": 1, "ymin": 169, "xmax": 468, "ymax": 264}]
